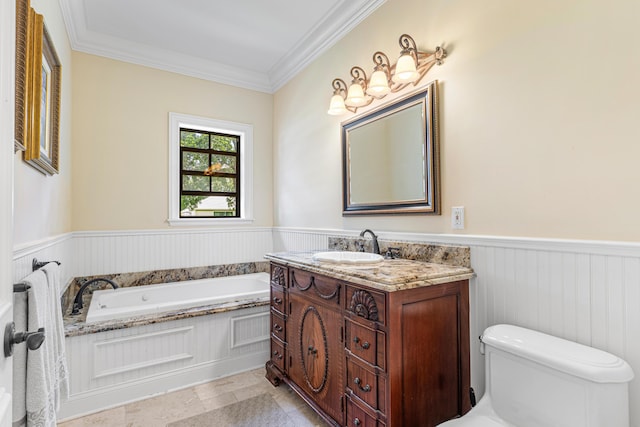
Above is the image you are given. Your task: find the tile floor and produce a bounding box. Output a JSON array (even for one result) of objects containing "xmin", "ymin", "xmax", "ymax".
[{"xmin": 57, "ymin": 368, "xmax": 327, "ymax": 426}]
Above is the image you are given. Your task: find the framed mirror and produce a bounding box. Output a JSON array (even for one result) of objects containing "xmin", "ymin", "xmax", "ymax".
[{"xmin": 342, "ymin": 81, "xmax": 440, "ymax": 215}]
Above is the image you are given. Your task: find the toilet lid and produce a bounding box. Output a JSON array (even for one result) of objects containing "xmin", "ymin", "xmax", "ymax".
[{"xmin": 482, "ymin": 324, "xmax": 634, "ymax": 383}]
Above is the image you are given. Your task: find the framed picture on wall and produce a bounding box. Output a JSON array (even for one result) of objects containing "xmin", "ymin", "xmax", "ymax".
[
  {"xmin": 22, "ymin": 4, "xmax": 61, "ymax": 175},
  {"xmin": 14, "ymin": 0, "xmax": 29, "ymax": 153}
]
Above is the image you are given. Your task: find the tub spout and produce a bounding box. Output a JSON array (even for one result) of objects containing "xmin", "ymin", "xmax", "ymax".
[{"xmin": 71, "ymin": 278, "xmax": 119, "ymax": 315}]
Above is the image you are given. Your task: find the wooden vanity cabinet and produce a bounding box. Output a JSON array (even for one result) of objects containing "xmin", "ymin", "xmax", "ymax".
[{"xmin": 266, "ymin": 262, "xmax": 471, "ymax": 427}]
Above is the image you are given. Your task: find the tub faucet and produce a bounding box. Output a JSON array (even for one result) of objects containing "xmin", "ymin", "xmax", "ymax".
[
  {"xmin": 71, "ymin": 278, "xmax": 119, "ymax": 315},
  {"xmin": 359, "ymin": 229, "xmax": 380, "ymax": 255}
]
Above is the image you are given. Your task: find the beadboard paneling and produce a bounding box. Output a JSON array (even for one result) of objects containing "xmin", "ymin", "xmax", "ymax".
[
  {"xmin": 12, "ymin": 234, "xmax": 74, "ymax": 287},
  {"xmin": 61, "ymin": 305, "xmax": 269, "ymax": 419},
  {"xmin": 72, "ymin": 228, "xmax": 273, "ymax": 276},
  {"xmin": 274, "ymin": 228, "xmax": 640, "ymax": 426},
  {"xmin": 14, "ymin": 227, "xmax": 640, "ymax": 425}
]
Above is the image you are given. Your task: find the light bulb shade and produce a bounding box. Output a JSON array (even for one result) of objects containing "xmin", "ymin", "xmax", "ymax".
[
  {"xmin": 345, "ymin": 83, "xmax": 368, "ymax": 107},
  {"xmin": 366, "ymin": 70, "xmax": 391, "ymax": 96},
  {"xmin": 327, "ymin": 94, "xmax": 347, "ymax": 115},
  {"xmin": 393, "ymin": 53, "xmax": 419, "ymax": 83}
]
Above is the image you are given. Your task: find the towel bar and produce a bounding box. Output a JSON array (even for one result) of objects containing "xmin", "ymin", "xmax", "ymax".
[
  {"xmin": 13, "ymin": 283, "xmax": 31, "ymax": 293},
  {"xmin": 32, "ymin": 258, "xmax": 61, "ymax": 272}
]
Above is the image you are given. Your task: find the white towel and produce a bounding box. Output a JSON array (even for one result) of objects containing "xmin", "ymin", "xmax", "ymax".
[
  {"xmin": 41, "ymin": 263, "xmax": 69, "ymax": 409},
  {"xmin": 23, "ymin": 270, "xmax": 56, "ymax": 427},
  {"xmin": 12, "ymin": 289, "xmax": 28, "ymax": 427}
]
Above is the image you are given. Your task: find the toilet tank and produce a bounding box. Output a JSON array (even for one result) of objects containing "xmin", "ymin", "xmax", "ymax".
[{"xmin": 482, "ymin": 324, "xmax": 634, "ymax": 427}]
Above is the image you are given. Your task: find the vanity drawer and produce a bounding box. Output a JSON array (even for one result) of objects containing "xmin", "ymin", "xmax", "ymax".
[
  {"xmin": 346, "ymin": 286, "xmax": 386, "ymax": 325},
  {"xmin": 270, "ymin": 338, "xmax": 286, "ymax": 372},
  {"xmin": 345, "ymin": 319, "xmax": 385, "ymax": 370},
  {"xmin": 270, "ymin": 264, "xmax": 288, "ymax": 288},
  {"xmin": 346, "ymin": 357, "xmax": 386, "ymax": 414},
  {"xmin": 270, "ymin": 310, "xmax": 286, "ymax": 342},
  {"xmin": 346, "ymin": 395, "xmax": 386, "ymax": 427},
  {"xmin": 289, "ymin": 268, "xmax": 341, "ymax": 307},
  {"xmin": 270, "ymin": 285, "xmax": 286, "ymax": 314}
]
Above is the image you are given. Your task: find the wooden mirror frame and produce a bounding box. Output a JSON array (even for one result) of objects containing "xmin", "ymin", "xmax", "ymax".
[{"xmin": 341, "ymin": 81, "xmax": 440, "ymax": 216}]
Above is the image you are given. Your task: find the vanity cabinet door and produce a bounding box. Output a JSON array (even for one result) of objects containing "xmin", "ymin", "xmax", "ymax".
[
  {"xmin": 386, "ymin": 280, "xmax": 471, "ymax": 426},
  {"xmin": 287, "ymin": 292, "xmax": 344, "ymax": 425}
]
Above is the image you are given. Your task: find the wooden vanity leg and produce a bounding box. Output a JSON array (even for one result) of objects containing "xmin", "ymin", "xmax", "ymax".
[{"xmin": 265, "ymin": 361, "xmax": 282, "ymax": 387}]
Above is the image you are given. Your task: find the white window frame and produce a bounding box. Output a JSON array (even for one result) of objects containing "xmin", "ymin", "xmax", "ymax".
[{"xmin": 168, "ymin": 112, "xmax": 254, "ymax": 226}]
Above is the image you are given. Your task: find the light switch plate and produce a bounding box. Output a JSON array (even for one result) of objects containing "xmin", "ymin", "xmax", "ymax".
[{"xmin": 452, "ymin": 206, "xmax": 464, "ymax": 230}]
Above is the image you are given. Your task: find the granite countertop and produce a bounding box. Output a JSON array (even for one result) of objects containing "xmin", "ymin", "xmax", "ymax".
[
  {"xmin": 63, "ymin": 297, "xmax": 270, "ymax": 337},
  {"xmin": 265, "ymin": 251, "xmax": 474, "ymax": 292}
]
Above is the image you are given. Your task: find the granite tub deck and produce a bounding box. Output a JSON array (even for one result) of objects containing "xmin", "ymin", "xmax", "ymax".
[
  {"xmin": 63, "ymin": 261, "xmax": 270, "ymax": 337},
  {"xmin": 266, "ymin": 237, "xmax": 474, "ymax": 292}
]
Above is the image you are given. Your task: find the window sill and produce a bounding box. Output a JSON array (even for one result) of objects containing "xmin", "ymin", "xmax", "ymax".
[{"xmin": 167, "ymin": 218, "xmax": 255, "ymax": 227}]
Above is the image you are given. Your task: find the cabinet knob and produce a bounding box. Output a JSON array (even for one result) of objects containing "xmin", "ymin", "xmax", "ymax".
[
  {"xmin": 307, "ymin": 345, "xmax": 318, "ymax": 356},
  {"xmin": 353, "ymin": 336, "xmax": 370, "ymax": 350},
  {"xmin": 273, "ymin": 324, "xmax": 283, "ymax": 332},
  {"xmin": 272, "ymin": 297, "xmax": 282, "ymax": 305},
  {"xmin": 354, "ymin": 377, "xmax": 371, "ymax": 393},
  {"xmin": 354, "ymin": 417, "xmax": 361, "ymax": 426},
  {"xmin": 272, "ymin": 350, "xmax": 283, "ymax": 360}
]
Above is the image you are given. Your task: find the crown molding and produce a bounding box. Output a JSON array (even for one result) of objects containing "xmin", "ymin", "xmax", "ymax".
[
  {"xmin": 59, "ymin": 0, "xmax": 386, "ymax": 93},
  {"xmin": 268, "ymin": 0, "xmax": 387, "ymax": 92}
]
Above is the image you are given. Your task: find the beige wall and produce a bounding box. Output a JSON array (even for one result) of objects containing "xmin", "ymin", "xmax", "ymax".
[
  {"xmin": 273, "ymin": 0, "xmax": 640, "ymax": 241},
  {"xmin": 71, "ymin": 53, "xmax": 273, "ymax": 230},
  {"xmin": 13, "ymin": 0, "xmax": 73, "ymax": 246}
]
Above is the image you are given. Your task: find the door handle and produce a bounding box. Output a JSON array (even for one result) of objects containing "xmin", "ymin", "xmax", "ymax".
[{"xmin": 4, "ymin": 322, "xmax": 45, "ymax": 357}]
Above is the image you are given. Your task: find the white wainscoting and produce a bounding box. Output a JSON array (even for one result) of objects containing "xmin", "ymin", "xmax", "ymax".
[
  {"xmin": 13, "ymin": 227, "xmax": 640, "ymax": 425},
  {"xmin": 274, "ymin": 227, "xmax": 640, "ymax": 426},
  {"xmin": 12, "ymin": 234, "xmax": 74, "ymax": 287},
  {"xmin": 59, "ymin": 305, "xmax": 270, "ymax": 420},
  {"xmin": 12, "ymin": 227, "xmax": 273, "ymax": 286},
  {"xmin": 72, "ymin": 227, "xmax": 273, "ymax": 276}
]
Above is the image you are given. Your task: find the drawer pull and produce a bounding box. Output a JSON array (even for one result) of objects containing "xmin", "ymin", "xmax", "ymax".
[
  {"xmin": 273, "ymin": 324, "xmax": 283, "ymax": 332},
  {"xmin": 354, "ymin": 377, "xmax": 371, "ymax": 393},
  {"xmin": 353, "ymin": 336, "xmax": 370, "ymax": 350},
  {"xmin": 354, "ymin": 417, "xmax": 361, "ymax": 426},
  {"xmin": 272, "ymin": 350, "xmax": 283, "ymax": 360},
  {"xmin": 272, "ymin": 297, "xmax": 283, "ymax": 305}
]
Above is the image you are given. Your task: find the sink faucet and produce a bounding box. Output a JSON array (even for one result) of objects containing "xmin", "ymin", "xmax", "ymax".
[
  {"xmin": 71, "ymin": 277, "xmax": 119, "ymax": 315},
  {"xmin": 359, "ymin": 229, "xmax": 380, "ymax": 255}
]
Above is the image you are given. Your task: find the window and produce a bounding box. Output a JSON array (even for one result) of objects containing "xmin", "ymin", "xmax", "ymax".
[{"xmin": 169, "ymin": 113, "xmax": 253, "ymax": 225}]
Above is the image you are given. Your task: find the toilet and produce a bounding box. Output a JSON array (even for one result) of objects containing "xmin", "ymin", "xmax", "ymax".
[{"xmin": 439, "ymin": 324, "xmax": 634, "ymax": 427}]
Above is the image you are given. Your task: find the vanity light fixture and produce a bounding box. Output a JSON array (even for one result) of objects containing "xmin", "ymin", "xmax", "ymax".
[
  {"xmin": 366, "ymin": 52, "xmax": 392, "ymax": 97},
  {"xmin": 327, "ymin": 78, "xmax": 354, "ymax": 115},
  {"xmin": 327, "ymin": 34, "xmax": 446, "ymax": 115},
  {"xmin": 344, "ymin": 66, "xmax": 372, "ymax": 108}
]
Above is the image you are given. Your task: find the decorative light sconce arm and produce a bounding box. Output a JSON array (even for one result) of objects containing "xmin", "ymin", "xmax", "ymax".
[{"xmin": 327, "ymin": 33, "xmax": 447, "ymax": 115}]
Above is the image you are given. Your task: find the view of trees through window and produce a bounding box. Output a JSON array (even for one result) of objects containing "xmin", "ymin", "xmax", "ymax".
[{"xmin": 180, "ymin": 128, "xmax": 240, "ymax": 217}]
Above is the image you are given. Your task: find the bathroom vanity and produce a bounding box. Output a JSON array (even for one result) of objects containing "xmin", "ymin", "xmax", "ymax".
[{"xmin": 265, "ymin": 250, "xmax": 474, "ymax": 427}]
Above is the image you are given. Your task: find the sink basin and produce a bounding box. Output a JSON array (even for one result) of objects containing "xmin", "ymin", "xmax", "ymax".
[{"xmin": 312, "ymin": 251, "xmax": 384, "ymax": 265}]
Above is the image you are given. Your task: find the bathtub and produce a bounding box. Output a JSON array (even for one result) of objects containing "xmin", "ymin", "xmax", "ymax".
[
  {"xmin": 85, "ymin": 272, "xmax": 270, "ymax": 323},
  {"xmin": 60, "ymin": 272, "xmax": 272, "ymax": 420}
]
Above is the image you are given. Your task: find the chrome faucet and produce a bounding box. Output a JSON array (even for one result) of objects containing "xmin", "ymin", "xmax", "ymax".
[
  {"xmin": 71, "ymin": 277, "xmax": 119, "ymax": 315},
  {"xmin": 359, "ymin": 229, "xmax": 380, "ymax": 255}
]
